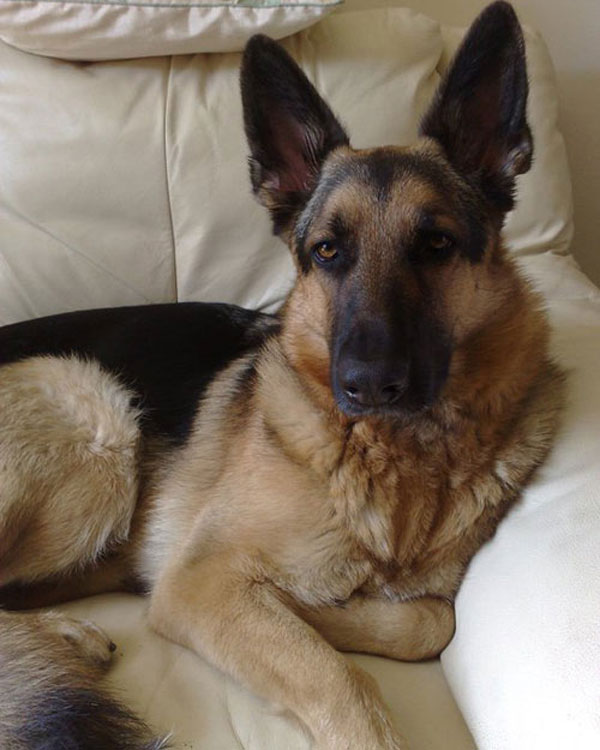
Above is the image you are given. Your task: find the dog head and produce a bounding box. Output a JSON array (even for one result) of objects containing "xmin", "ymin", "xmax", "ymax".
[{"xmin": 241, "ymin": 1, "xmax": 532, "ymax": 418}]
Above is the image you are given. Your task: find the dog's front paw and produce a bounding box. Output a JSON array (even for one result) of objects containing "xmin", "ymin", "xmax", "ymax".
[{"xmin": 40, "ymin": 611, "xmax": 116, "ymax": 670}]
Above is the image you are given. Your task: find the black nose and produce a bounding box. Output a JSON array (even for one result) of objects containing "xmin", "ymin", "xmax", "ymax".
[{"xmin": 340, "ymin": 358, "xmax": 408, "ymax": 409}]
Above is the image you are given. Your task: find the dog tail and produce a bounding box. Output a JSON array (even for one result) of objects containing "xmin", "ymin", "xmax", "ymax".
[
  {"xmin": 0, "ymin": 611, "xmax": 171, "ymax": 750},
  {"xmin": 14, "ymin": 685, "xmax": 171, "ymax": 750}
]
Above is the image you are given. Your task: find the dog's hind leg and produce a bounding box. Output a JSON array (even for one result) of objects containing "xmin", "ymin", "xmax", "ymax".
[
  {"xmin": 0, "ymin": 550, "xmax": 135, "ymax": 610},
  {"xmin": 0, "ymin": 355, "xmax": 141, "ymax": 587},
  {"xmin": 0, "ymin": 609, "xmax": 168, "ymax": 749},
  {"xmin": 0, "ymin": 363, "xmax": 167, "ymax": 747}
]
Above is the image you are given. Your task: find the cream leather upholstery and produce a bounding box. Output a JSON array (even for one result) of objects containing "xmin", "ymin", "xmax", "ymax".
[{"xmin": 0, "ymin": 8, "xmax": 572, "ymax": 325}]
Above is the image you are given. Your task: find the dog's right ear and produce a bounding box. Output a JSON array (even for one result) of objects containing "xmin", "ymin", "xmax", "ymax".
[
  {"xmin": 241, "ymin": 35, "xmax": 349, "ymax": 237},
  {"xmin": 420, "ymin": 1, "xmax": 532, "ymax": 216}
]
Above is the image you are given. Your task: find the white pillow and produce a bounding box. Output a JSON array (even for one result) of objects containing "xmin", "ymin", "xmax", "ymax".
[{"xmin": 0, "ymin": 0, "xmax": 341, "ymax": 60}]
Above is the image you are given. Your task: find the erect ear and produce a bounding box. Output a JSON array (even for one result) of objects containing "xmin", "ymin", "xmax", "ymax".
[
  {"xmin": 420, "ymin": 1, "xmax": 532, "ymax": 214},
  {"xmin": 241, "ymin": 34, "xmax": 349, "ymax": 237}
]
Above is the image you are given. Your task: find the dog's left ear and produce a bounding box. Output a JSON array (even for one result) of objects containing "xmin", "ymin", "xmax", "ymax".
[
  {"xmin": 420, "ymin": 1, "xmax": 532, "ymax": 213},
  {"xmin": 241, "ymin": 34, "xmax": 349, "ymax": 237}
]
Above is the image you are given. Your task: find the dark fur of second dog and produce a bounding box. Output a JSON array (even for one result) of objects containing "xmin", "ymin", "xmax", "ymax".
[{"xmin": 0, "ymin": 3, "xmax": 564, "ymax": 749}]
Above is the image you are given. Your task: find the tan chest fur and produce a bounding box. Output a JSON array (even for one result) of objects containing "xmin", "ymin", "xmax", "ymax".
[{"xmin": 139, "ymin": 308, "xmax": 564, "ymax": 608}]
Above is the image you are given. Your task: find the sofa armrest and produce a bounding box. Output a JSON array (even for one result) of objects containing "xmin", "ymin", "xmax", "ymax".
[{"xmin": 442, "ymin": 253, "xmax": 600, "ymax": 750}]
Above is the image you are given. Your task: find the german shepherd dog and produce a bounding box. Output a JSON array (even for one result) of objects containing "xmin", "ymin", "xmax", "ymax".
[{"xmin": 0, "ymin": 3, "xmax": 565, "ymax": 748}]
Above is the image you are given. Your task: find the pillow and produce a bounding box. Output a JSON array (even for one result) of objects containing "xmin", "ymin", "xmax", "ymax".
[{"xmin": 0, "ymin": 0, "xmax": 341, "ymax": 61}]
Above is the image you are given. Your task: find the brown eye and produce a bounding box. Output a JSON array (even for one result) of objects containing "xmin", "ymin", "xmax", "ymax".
[
  {"xmin": 313, "ymin": 241, "xmax": 338, "ymax": 264},
  {"xmin": 427, "ymin": 232, "xmax": 454, "ymax": 252}
]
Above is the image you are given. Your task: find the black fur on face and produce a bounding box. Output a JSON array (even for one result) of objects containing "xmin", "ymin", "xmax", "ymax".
[
  {"xmin": 291, "ymin": 148, "xmax": 465, "ymax": 417},
  {"xmin": 329, "ymin": 274, "xmax": 453, "ymax": 418}
]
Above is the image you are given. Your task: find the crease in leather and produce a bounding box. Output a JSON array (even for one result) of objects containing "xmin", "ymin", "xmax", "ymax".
[
  {"xmin": 162, "ymin": 55, "xmax": 179, "ymax": 301},
  {"xmin": 1, "ymin": 200, "xmax": 154, "ymax": 303}
]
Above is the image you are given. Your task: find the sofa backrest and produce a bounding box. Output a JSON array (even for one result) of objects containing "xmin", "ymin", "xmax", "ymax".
[{"xmin": 0, "ymin": 7, "xmax": 573, "ymax": 324}]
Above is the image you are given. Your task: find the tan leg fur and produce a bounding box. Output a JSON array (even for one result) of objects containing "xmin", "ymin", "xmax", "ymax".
[{"xmin": 149, "ymin": 552, "xmax": 406, "ymax": 750}]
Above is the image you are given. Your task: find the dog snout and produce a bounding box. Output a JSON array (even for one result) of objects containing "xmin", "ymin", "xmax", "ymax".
[{"xmin": 339, "ymin": 357, "xmax": 409, "ymax": 409}]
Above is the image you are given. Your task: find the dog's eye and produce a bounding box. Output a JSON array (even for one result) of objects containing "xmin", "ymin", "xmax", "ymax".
[
  {"xmin": 312, "ymin": 241, "xmax": 338, "ymax": 264},
  {"xmin": 426, "ymin": 232, "xmax": 455, "ymax": 253}
]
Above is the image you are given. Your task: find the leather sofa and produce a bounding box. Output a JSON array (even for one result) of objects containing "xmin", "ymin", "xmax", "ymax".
[{"xmin": 1, "ymin": 2, "xmax": 598, "ymax": 748}]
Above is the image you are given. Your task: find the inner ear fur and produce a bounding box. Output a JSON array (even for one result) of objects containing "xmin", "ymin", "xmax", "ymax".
[
  {"xmin": 420, "ymin": 1, "xmax": 533, "ymax": 213},
  {"xmin": 241, "ymin": 34, "xmax": 349, "ymax": 237}
]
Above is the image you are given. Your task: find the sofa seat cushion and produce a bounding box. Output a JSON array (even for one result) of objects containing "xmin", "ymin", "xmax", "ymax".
[
  {"xmin": 56, "ymin": 593, "xmax": 476, "ymax": 750},
  {"xmin": 0, "ymin": 0, "xmax": 341, "ymax": 61}
]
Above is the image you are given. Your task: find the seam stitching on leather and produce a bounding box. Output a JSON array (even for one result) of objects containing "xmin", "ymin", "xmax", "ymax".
[
  {"xmin": 15, "ymin": 1, "xmax": 342, "ymax": 8},
  {"xmin": 163, "ymin": 56, "xmax": 178, "ymax": 301}
]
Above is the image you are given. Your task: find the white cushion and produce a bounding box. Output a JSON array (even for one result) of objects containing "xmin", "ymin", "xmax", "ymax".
[
  {"xmin": 0, "ymin": 45, "xmax": 177, "ymax": 322},
  {"xmin": 442, "ymin": 251, "xmax": 600, "ymax": 750},
  {"xmin": 0, "ymin": 0, "xmax": 340, "ymax": 60}
]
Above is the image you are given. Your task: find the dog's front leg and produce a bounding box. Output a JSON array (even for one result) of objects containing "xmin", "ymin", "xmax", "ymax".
[
  {"xmin": 148, "ymin": 552, "xmax": 407, "ymax": 750},
  {"xmin": 296, "ymin": 595, "xmax": 455, "ymax": 661}
]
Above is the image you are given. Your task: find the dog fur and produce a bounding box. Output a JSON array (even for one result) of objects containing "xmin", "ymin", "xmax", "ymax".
[
  {"xmin": 0, "ymin": 3, "xmax": 565, "ymax": 748},
  {"xmin": 0, "ymin": 609, "xmax": 168, "ymax": 749}
]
